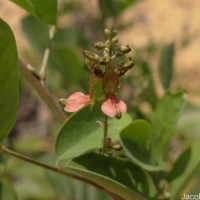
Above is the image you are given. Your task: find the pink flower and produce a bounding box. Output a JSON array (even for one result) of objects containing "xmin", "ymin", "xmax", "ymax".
[
  {"xmin": 61, "ymin": 92, "xmax": 91, "ymax": 112},
  {"xmin": 101, "ymin": 94, "xmax": 127, "ymax": 118}
]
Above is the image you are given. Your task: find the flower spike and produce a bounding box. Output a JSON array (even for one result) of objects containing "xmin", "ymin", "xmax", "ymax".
[{"xmin": 60, "ymin": 28, "xmax": 133, "ymax": 118}]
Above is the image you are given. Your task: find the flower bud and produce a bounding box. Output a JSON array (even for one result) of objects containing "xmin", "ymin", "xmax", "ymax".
[
  {"xmin": 115, "ymin": 57, "xmax": 134, "ymax": 76},
  {"xmin": 58, "ymin": 98, "xmax": 67, "ymax": 106},
  {"xmin": 115, "ymin": 51, "xmax": 125, "ymax": 57},
  {"xmin": 115, "ymin": 108, "xmax": 122, "ymax": 119},
  {"xmin": 103, "ymin": 47, "xmax": 109, "ymax": 57},
  {"xmin": 85, "ymin": 59, "xmax": 95, "ymax": 72},
  {"xmin": 100, "ymin": 56, "xmax": 110, "ymax": 64},
  {"xmin": 111, "ymin": 36, "xmax": 118, "ymax": 44},
  {"xmin": 83, "ymin": 50, "xmax": 100, "ymax": 61},
  {"xmin": 123, "ymin": 57, "xmax": 134, "ymax": 68},
  {"xmin": 111, "ymin": 28, "xmax": 117, "ymax": 37},
  {"xmin": 119, "ymin": 45, "xmax": 131, "ymax": 53},
  {"xmin": 104, "ymin": 28, "xmax": 111, "ymax": 38},
  {"xmin": 93, "ymin": 42, "xmax": 106, "ymax": 49},
  {"xmin": 105, "ymin": 40, "xmax": 110, "ymax": 47}
]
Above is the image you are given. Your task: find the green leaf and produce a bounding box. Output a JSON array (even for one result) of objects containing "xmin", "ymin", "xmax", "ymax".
[
  {"xmin": 151, "ymin": 91, "xmax": 186, "ymax": 163},
  {"xmin": 0, "ymin": 180, "xmax": 18, "ymax": 200},
  {"xmin": 10, "ymin": 0, "xmax": 35, "ymax": 14},
  {"xmin": 56, "ymin": 104, "xmax": 132, "ymax": 161},
  {"xmin": 0, "ymin": 19, "xmax": 19, "ymax": 142},
  {"xmin": 21, "ymin": 15, "xmax": 49, "ymax": 54},
  {"xmin": 120, "ymin": 120, "xmax": 162, "ymax": 171},
  {"xmin": 158, "ymin": 43, "xmax": 175, "ymax": 89},
  {"xmin": 169, "ymin": 142, "xmax": 200, "ymax": 199},
  {"xmin": 67, "ymin": 153, "xmax": 157, "ymax": 200},
  {"xmin": 10, "ymin": 0, "xmax": 57, "ymax": 25}
]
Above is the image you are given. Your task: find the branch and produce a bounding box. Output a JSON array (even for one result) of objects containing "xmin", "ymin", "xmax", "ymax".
[
  {"xmin": 19, "ymin": 58, "xmax": 66, "ymax": 124},
  {"xmin": 109, "ymin": 192, "xmax": 124, "ymax": 200},
  {"xmin": 1, "ymin": 145, "xmax": 123, "ymax": 200},
  {"xmin": 102, "ymin": 114, "xmax": 108, "ymax": 154},
  {"xmin": 39, "ymin": 26, "xmax": 56, "ymax": 80},
  {"xmin": 0, "ymin": 145, "xmax": 98, "ymax": 186}
]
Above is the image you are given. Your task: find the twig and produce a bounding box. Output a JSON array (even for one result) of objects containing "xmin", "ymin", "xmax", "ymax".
[
  {"xmin": 109, "ymin": 192, "xmax": 124, "ymax": 200},
  {"xmin": 0, "ymin": 145, "xmax": 123, "ymax": 200},
  {"xmin": 102, "ymin": 114, "xmax": 108, "ymax": 154},
  {"xmin": 19, "ymin": 58, "xmax": 66, "ymax": 124},
  {"xmin": 39, "ymin": 26, "xmax": 56, "ymax": 81},
  {"xmin": 0, "ymin": 145, "xmax": 98, "ymax": 186}
]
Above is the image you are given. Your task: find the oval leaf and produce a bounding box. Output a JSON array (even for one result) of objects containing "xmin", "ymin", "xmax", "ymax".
[
  {"xmin": 56, "ymin": 104, "xmax": 132, "ymax": 161},
  {"xmin": 67, "ymin": 153, "xmax": 157, "ymax": 200},
  {"xmin": 21, "ymin": 15, "xmax": 49, "ymax": 55},
  {"xmin": 0, "ymin": 19, "xmax": 19, "ymax": 142},
  {"xmin": 120, "ymin": 120, "xmax": 162, "ymax": 171}
]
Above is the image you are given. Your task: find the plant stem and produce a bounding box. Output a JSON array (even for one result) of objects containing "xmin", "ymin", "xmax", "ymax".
[
  {"xmin": 109, "ymin": 192, "xmax": 124, "ymax": 200},
  {"xmin": 0, "ymin": 145, "xmax": 95, "ymax": 185},
  {"xmin": 19, "ymin": 59, "xmax": 66, "ymax": 124},
  {"xmin": 39, "ymin": 48, "xmax": 50, "ymax": 80},
  {"xmin": 39, "ymin": 26, "xmax": 56, "ymax": 81},
  {"xmin": 102, "ymin": 114, "xmax": 108, "ymax": 154},
  {"xmin": 0, "ymin": 145, "xmax": 123, "ymax": 199}
]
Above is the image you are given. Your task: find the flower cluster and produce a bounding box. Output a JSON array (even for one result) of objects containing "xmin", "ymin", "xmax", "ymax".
[{"xmin": 59, "ymin": 28, "xmax": 133, "ymax": 119}]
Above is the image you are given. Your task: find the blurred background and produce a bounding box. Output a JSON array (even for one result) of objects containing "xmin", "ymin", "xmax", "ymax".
[{"xmin": 0, "ymin": 0, "xmax": 200, "ymax": 199}]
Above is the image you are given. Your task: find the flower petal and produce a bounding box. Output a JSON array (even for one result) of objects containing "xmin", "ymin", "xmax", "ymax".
[
  {"xmin": 68, "ymin": 92, "xmax": 88, "ymax": 100},
  {"xmin": 101, "ymin": 94, "xmax": 127, "ymax": 118},
  {"xmin": 64, "ymin": 102, "xmax": 86, "ymax": 112},
  {"xmin": 116, "ymin": 100, "xmax": 127, "ymax": 113},
  {"xmin": 63, "ymin": 92, "xmax": 91, "ymax": 112},
  {"xmin": 101, "ymin": 98, "xmax": 116, "ymax": 117}
]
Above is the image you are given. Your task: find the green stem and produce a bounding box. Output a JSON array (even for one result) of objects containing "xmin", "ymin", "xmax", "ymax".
[
  {"xmin": 0, "ymin": 145, "xmax": 123, "ymax": 199},
  {"xmin": 19, "ymin": 59, "xmax": 66, "ymax": 124},
  {"xmin": 0, "ymin": 145, "xmax": 96, "ymax": 185},
  {"xmin": 103, "ymin": 114, "xmax": 108, "ymax": 154},
  {"xmin": 39, "ymin": 26, "xmax": 56, "ymax": 80},
  {"xmin": 109, "ymin": 192, "xmax": 124, "ymax": 200}
]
